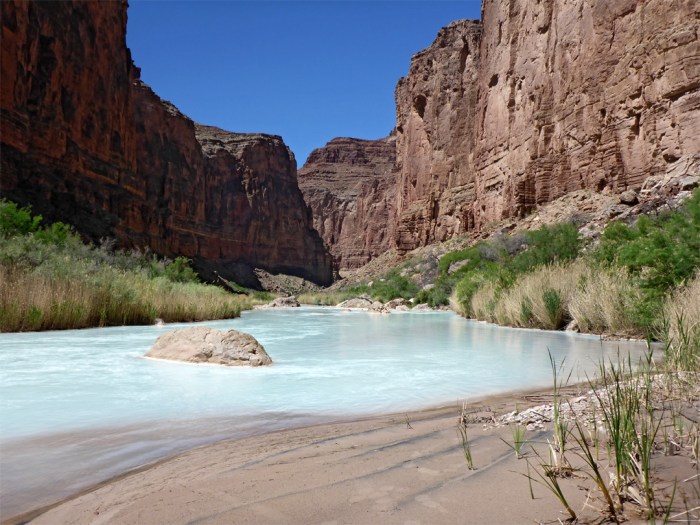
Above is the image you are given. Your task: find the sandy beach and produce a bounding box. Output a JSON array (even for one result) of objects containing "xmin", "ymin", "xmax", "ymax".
[{"xmin": 8, "ymin": 384, "xmax": 694, "ymax": 525}]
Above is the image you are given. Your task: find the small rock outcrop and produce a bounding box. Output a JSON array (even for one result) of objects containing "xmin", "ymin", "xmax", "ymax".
[
  {"xmin": 147, "ymin": 327, "xmax": 272, "ymax": 366},
  {"xmin": 262, "ymin": 296, "xmax": 301, "ymax": 308},
  {"xmin": 336, "ymin": 297, "xmax": 375, "ymax": 309},
  {"xmin": 385, "ymin": 298, "xmax": 411, "ymax": 310},
  {"xmin": 298, "ymin": 136, "xmax": 397, "ymax": 270}
]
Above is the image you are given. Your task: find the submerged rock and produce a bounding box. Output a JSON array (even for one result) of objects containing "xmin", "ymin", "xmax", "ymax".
[{"xmin": 147, "ymin": 327, "xmax": 272, "ymax": 366}]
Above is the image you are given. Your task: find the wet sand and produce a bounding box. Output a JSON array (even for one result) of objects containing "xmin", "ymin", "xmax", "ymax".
[
  {"xmin": 7, "ymin": 386, "xmax": 695, "ymax": 525},
  {"xmin": 0, "ymin": 390, "xmax": 597, "ymax": 524}
]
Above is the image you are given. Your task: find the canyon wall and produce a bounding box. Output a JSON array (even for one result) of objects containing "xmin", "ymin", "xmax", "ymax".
[
  {"xmin": 298, "ymin": 137, "xmax": 396, "ymax": 270},
  {"xmin": 0, "ymin": 0, "xmax": 332, "ymax": 287},
  {"xmin": 394, "ymin": 20, "xmax": 483, "ymax": 253},
  {"xmin": 393, "ymin": 0, "xmax": 700, "ymax": 253}
]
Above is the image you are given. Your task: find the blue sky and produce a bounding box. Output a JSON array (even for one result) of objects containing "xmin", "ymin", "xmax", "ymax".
[{"xmin": 127, "ymin": 1, "xmax": 482, "ymax": 166}]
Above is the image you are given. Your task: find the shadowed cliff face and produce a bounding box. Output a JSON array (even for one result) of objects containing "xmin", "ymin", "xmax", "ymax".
[
  {"xmin": 298, "ymin": 137, "xmax": 396, "ymax": 270},
  {"xmin": 1, "ymin": 1, "xmax": 137, "ymax": 238},
  {"xmin": 393, "ymin": 0, "xmax": 700, "ymax": 254},
  {"xmin": 0, "ymin": 1, "xmax": 333, "ymax": 287}
]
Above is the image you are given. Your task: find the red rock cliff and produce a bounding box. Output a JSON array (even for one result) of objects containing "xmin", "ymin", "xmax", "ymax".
[
  {"xmin": 0, "ymin": 0, "xmax": 333, "ymax": 287},
  {"xmin": 394, "ymin": 20, "xmax": 483, "ymax": 253},
  {"xmin": 298, "ymin": 136, "xmax": 396, "ymax": 270},
  {"xmin": 394, "ymin": 0, "xmax": 700, "ymax": 254}
]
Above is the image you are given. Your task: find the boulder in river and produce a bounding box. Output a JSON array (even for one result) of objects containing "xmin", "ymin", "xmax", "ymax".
[
  {"xmin": 385, "ymin": 298, "xmax": 410, "ymax": 310},
  {"xmin": 336, "ymin": 296, "xmax": 374, "ymax": 309},
  {"xmin": 412, "ymin": 303, "xmax": 434, "ymax": 311},
  {"xmin": 263, "ymin": 296, "xmax": 301, "ymax": 308},
  {"xmin": 146, "ymin": 327, "xmax": 272, "ymax": 366}
]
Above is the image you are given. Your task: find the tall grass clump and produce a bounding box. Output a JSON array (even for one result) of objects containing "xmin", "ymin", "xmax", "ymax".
[
  {"xmin": 568, "ymin": 265, "xmax": 641, "ymax": 335},
  {"xmin": 663, "ymin": 272, "xmax": 700, "ymax": 371},
  {"xmin": 0, "ymin": 200, "xmax": 247, "ymax": 331},
  {"xmin": 491, "ymin": 261, "xmax": 586, "ymax": 330}
]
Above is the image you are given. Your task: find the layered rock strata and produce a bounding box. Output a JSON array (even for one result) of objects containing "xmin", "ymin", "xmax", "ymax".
[
  {"xmin": 0, "ymin": 0, "xmax": 332, "ymax": 287},
  {"xmin": 298, "ymin": 136, "xmax": 396, "ymax": 270},
  {"xmin": 394, "ymin": 0, "xmax": 700, "ymax": 254}
]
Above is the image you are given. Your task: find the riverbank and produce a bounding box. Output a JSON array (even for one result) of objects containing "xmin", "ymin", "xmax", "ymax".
[
  {"xmin": 12, "ymin": 378, "xmax": 698, "ymax": 525},
  {"xmin": 0, "ymin": 200, "xmax": 265, "ymax": 331}
]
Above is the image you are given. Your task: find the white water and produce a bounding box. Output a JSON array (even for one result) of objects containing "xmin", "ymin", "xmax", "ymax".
[{"xmin": 0, "ymin": 307, "xmax": 651, "ymax": 517}]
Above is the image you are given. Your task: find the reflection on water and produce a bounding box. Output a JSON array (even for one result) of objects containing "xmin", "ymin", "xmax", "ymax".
[{"xmin": 0, "ymin": 307, "xmax": 652, "ymax": 517}]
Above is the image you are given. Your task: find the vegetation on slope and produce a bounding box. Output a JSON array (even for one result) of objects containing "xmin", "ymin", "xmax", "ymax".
[
  {"xmin": 311, "ymin": 190, "xmax": 698, "ymax": 361},
  {"xmin": 448, "ymin": 189, "xmax": 699, "ymax": 343},
  {"xmin": 0, "ymin": 200, "xmax": 253, "ymax": 331}
]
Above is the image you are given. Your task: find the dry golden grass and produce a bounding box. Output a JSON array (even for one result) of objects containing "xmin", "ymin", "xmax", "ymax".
[
  {"xmin": 0, "ymin": 265, "xmax": 245, "ymax": 332},
  {"xmin": 568, "ymin": 265, "xmax": 641, "ymax": 335},
  {"xmin": 494, "ymin": 261, "xmax": 586, "ymax": 330},
  {"xmin": 461, "ymin": 261, "xmax": 648, "ymax": 335},
  {"xmin": 664, "ymin": 272, "xmax": 700, "ymax": 369},
  {"xmin": 470, "ymin": 280, "xmax": 499, "ymax": 323}
]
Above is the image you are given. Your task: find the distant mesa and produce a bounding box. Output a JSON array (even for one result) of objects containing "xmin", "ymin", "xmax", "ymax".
[{"xmin": 147, "ymin": 327, "xmax": 272, "ymax": 367}]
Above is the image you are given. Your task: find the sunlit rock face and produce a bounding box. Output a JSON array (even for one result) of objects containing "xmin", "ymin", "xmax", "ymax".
[
  {"xmin": 393, "ymin": 0, "xmax": 700, "ymax": 254},
  {"xmin": 394, "ymin": 20, "xmax": 483, "ymax": 255},
  {"xmin": 0, "ymin": 0, "xmax": 333, "ymax": 288},
  {"xmin": 298, "ymin": 136, "xmax": 397, "ymax": 270}
]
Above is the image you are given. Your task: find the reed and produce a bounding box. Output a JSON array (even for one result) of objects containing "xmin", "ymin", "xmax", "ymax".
[
  {"xmin": 521, "ymin": 447, "xmax": 577, "ymax": 522},
  {"xmin": 568, "ymin": 265, "xmax": 641, "ymax": 335},
  {"xmin": 0, "ymin": 265, "xmax": 244, "ymax": 331},
  {"xmin": 512, "ymin": 424, "xmax": 527, "ymax": 459},
  {"xmin": 457, "ymin": 401, "xmax": 475, "ymax": 470},
  {"xmin": 549, "ymin": 352, "xmax": 572, "ymax": 469},
  {"xmin": 663, "ymin": 273, "xmax": 700, "ymax": 371}
]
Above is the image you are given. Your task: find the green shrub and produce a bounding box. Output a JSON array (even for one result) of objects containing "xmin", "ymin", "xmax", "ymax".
[
  {"xmin": 509, "ymin": 223, "xmax": 581, "ymax": 274},
  {"xmin": 35, "ymin": 221, "xmax": 74, "ymax": 247},
  {"xmin": 0, "ymin": 200, "xmax": 42, "ymax": 236},
  {"xmin": 366, "ymin": 270, "xmax": 419, "ymax": 303},
  {"xmin": 416, "ymin": 280, "xmax": 451, "ymax": 307},
  {"xmin": 163, "ymin": 256, "xmax": 199, "ymax": 283},
  {"xmin": 594, "ymin": 189, "xmax": 700, "ymax": 332},
  {"xmin": 542, "ymin": 288, "xmax": 564, "ymax": 329}
]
